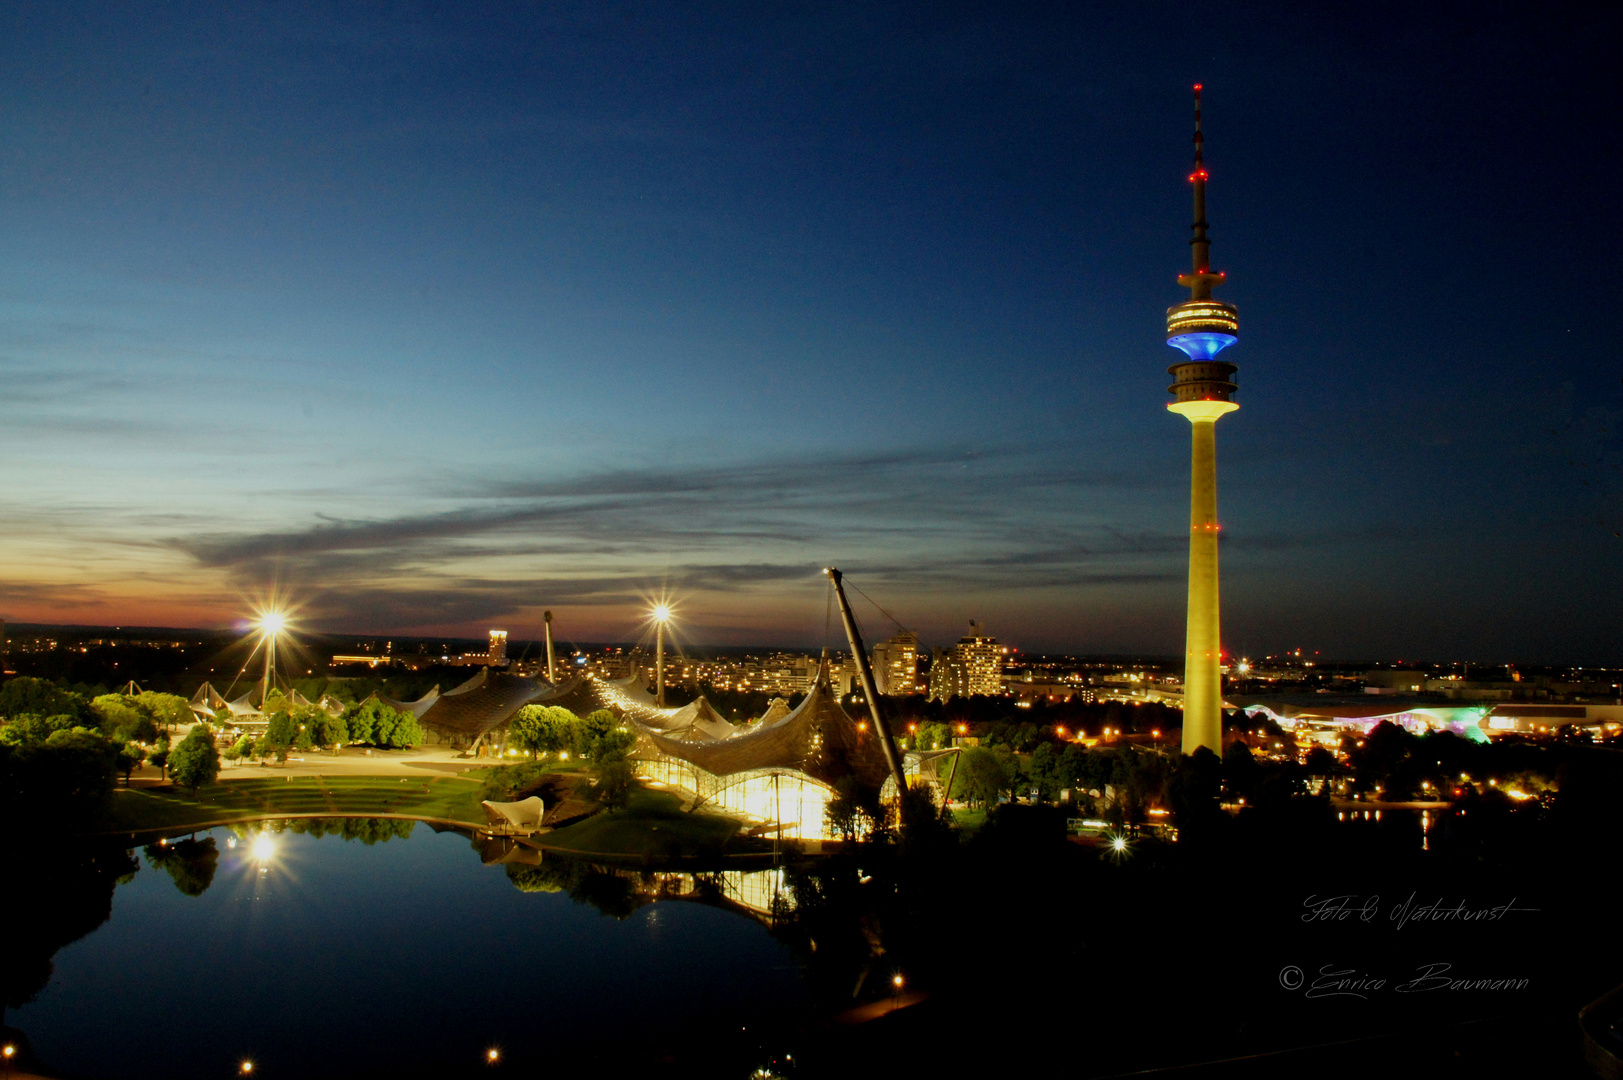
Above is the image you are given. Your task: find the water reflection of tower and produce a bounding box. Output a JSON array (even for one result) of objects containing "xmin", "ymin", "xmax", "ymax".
[{"xmin": 1165, "ymin": 85, "xmax": 1240, "ymax": 757}]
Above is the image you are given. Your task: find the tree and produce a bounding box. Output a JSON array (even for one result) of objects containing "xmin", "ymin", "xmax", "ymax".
[
  {"xmin": 148, "ymin": 735, "xmax": 171, "ymax": 780},
  {"xmin": 1303, "ymin": 745, "xmax": 1336, "ymax": 777},
  {"xmin": 135, "ymin": 692, "xmax": 192, "ymax": 733},
  {"xmin": 372, "ymin": 703, "xmax": 399, "ymax": 748},
  {"xmin": 1028, "ymin": 743, "xmax": 1066, "ymax": 804},
  {"xmin": 594, "ymin": 757, "xmax": 637, "ymax": 810},
  {"xmin": 961, "ymin": 746, "xmax": 1015, "ymax": 810},
  {"xmin": 577, "ymin": 709, "xmax": 615, "ymax": 757},
  {"xmin": 590, "ymin": 727, "xmax": 634, "ymax": 764},
  {"xmin": 1351, "ymin": 720, "xmax": 1413, "ymax": 791},
  {"xmin": 90, "ymin": 695, "xmax": 157, "ymax": 743},
  {"xmin": 222, "ymin": 734, "xmax": 252, "ymax": 762},
  {"xmin": 116, "ymin": 742, "xmax": 146, "ymax": 785},
  {"xmin": 823, "ymin": 776, "xmax": 880, "ymax": 841},
  {"xmin": 0, "ymin": 677, "xmax": 87, "ymax": 724},
  {"xmin": 1166, "ymin": 746, "xmax": 1224, "ymax": 838},
  {"xmin": 346, "ymin": 700, "xmax": 378, "ymax": 746},
  {"xmin": 168, "ymin": 725, "xmax": 221, "ymax": 794},
  {"xmin": 510, "ymin": 705, "xmax": 571, "ymax": 759},
  {"xmin": 388, "ymin": 710, "xmax": 422, "ymax": 749},
  {"xmin": 310, "ymin": 711, "xmax": 348, "ymax": 750},
  {"xmin": 1223, "ymin": 739, "xmax": 1261, "ymax": 801},
  {"xmin": 264, "ymin": 709, "xmax": 298, "ymax": 750},
  {"xmin": 342, "ymin": 699, "xmax": 418, "ymax": 748},
  {"xmin": 0, "ymin": 713, "xmax": 80, "ymax": 747},
  {"xmin": 36, "ymin": 728, "xmax": 120, "ymax": 805}
]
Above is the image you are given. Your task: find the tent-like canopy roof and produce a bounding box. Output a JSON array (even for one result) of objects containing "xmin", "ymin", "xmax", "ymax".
[
  {"xmin": 482, "ymin": 796, "xmax": 545, "ymax": 833},
  {"xmin": 189, "ymin": 682, "xmax": 261, "ymax": 719},
  {"xmin": 536, "ymin": 674, "xmax": 664, "ymax": 723},
  {"xmin": 417, "ymin": 668, "xmax": 550, "ymax": 740},
  {"xmin": 642, "ymin": 696, "xmax": 738, "ymax": 742},
  {"xmin": 379, "ymin": 686, "xmax": 440, "ymax": 719},
  {"xmin": 190, "ymin": 684, "xmax": 348, "ymax": 721},
  {"xmin": 629, "ymin": 661, "xmax": 889, "ymax": 790}
]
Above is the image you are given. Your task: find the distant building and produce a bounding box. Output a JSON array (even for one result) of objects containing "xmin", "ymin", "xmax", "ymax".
[
  {"xmin": 447, "ymin": 629, "xmax": 511, "ymax": 668},
  {"xmin": 330, "ymin": 654, "xmax": 395, "ymax": 669},
  {"xmin": 871, "ymin": 631, "xmax": 919, "ymax": 696},
  {"xmin": 1362, "ymin": 669, "xmax": 1425, "ymax": 694},
  {"xmin": 928, "ymin": 622, "xmax": 1006, "ymax": 700},
  {"xmin": 928, "ymin": 647, "xmax": 964, "ymax": 702},
  {"xmin": 956, "ymin": 621, "xmax": 1005, "ymax": 696}
]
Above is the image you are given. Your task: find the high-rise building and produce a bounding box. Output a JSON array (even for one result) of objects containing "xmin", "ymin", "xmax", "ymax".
[
  {"xmin": 1164, "ymin": 85, "xmax": 1239, "ymax": 757},
  {"xmin": 956, "ymin": 620, "xmax": 1005, "ymax": 697},
  {"xmin": 871, "ymin": 631, "xmax": 919, "ymax": 696},
  {"xmin": 488, "ymin": 629, "xmax": 508, "ymax": 665},
  {"xmin": 928, "ymin": 623, "xmax": 1005, "ymax": 700},
  {"xmin": 928, "ymin": 647, "xmax": 964, "ymax": 702}
]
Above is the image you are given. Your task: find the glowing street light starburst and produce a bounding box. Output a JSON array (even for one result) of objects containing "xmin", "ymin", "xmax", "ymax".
[{"xmin": 1104, "ymin": 832, "xmax": 1133, "ymax": 862}]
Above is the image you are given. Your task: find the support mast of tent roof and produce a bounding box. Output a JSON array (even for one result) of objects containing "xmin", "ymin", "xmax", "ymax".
[
  {"xmin": 544, "ymin": 610, "xmax": 557, "ymax": 683},
  {"xmin": 825, "ymin": 568, "xmax": 910, "ymax": 824}
]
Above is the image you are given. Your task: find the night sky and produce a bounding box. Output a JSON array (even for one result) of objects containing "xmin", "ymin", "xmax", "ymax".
[{"xmin": 1, "ymin": 2, "xmax": 1617, "ymax": 662}]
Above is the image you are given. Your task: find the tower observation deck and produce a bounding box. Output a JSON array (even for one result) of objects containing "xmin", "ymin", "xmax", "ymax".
[
  {"xmin": 1166, "ymin": 84, "xmax": 1238, "ymax": 402},
  {"xmin": 1165, "ymin": 84, "xmax": 1238, "ymax": 758}
]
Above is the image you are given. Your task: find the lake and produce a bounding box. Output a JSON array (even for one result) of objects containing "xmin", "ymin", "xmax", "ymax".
[{"xmin": 8, "ymin": 822, "xmax": 809, "ymax": 1078}]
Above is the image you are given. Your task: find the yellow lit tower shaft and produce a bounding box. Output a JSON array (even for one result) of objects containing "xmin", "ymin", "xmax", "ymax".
[{"xmin": 1165, "ymin": 85, "xmax": 1240, "ymax": 757}]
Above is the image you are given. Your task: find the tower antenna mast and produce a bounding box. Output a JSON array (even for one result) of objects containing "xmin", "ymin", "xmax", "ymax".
[{"xmin": 1164, "ymin": 84, "xmax": 1241, "ymax": 757}]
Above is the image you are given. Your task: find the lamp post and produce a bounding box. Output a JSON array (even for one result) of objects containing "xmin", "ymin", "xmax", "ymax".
[
  {"xmin": 651, "ymin": 604, "xmax": 671, "ymax": 707},
  {"xmin": 256, "ymin": 611, "xmax": 287, "ymax": 709}
]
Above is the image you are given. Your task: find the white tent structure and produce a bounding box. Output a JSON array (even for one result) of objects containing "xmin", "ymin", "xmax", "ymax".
[
  {"xmin": 189, "ymin": 682, "xmax": 261, "ymax": 722},
  {"xmin": 481, "ymin": 796, "xmax": 546, "ymax": 835}
]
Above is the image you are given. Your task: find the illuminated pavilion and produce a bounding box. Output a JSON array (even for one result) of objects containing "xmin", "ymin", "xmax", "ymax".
[{"xmin": 539, "ymin": 661, "xmax": 953, "ymax": 840}]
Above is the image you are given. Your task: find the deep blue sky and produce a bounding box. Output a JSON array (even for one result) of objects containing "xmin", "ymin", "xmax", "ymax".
[{"xmin": 0, "ymin": 2, "xmax": 1617, "ymax": 662}]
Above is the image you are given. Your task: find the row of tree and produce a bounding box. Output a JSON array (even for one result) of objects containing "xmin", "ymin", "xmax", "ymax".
[
  {"xmin": 0, "ymin": 712, "xmax": 222, "ymax": 828},
  {"xmin": 506, "ymin": 705, "xmax": 620, "ymax": 760},
  {"xmin": 237, "ymin": 692, "xmax": 424, "ymax": 761}
]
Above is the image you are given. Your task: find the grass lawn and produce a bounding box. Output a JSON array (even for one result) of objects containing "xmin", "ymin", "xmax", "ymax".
[
  {"xmin": 541, "ymin": 786, "xmax": 742, "ymax": 858},
  {"xmin": 947, "ymin": 806, "xmax": 988, "ymax": 834},
  {"xmin": 98, "ymin": 774, "xmax": 487, "ymax": 834}
]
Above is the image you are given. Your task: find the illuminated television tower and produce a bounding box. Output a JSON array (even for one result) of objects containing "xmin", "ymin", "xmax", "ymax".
[{"xmin": 1165, "ymin": 84, "xmax": 1239, "ymax": 757}]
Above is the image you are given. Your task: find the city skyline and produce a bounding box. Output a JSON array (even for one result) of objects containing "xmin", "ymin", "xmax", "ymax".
[{"xmin": 1, "ymin": 5, "xmax": 1618, "ymax": 663}]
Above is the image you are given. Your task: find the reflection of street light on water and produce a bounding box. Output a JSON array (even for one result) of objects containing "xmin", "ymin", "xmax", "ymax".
[{"xmin": 251, "ymin": 833, "xmax": 276, "ymax": 874}]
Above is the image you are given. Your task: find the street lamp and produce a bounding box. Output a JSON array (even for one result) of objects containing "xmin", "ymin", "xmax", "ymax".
[
  {"xmin": 254, "ymin": 609, "xmax": 289, "ymax": 709},
  {"xmin": 651, "ymin": 603, "xmax": 672, "ymax": 707}
]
